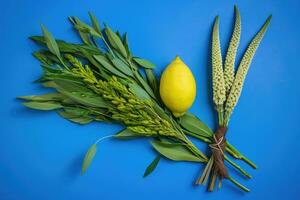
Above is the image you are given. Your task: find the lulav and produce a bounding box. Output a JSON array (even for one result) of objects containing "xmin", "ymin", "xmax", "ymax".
[
  {"xmin": 211, "ymin": 16, "xmax": 226, "ymax": 107},
  {"xmin": 224, "ymin": 6, "xmax": 241, "ymax": 95},
  {"xmin": 225, "ymin": 15, "xmax": 272, "ymax": 122}
]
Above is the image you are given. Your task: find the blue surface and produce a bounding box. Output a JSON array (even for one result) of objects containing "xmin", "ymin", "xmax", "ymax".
[{"xmin": 0, "ymin": 0, "xmax": 299, "ymax": 199}]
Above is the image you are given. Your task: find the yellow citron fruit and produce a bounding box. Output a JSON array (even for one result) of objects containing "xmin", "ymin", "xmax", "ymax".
[{"xmin": 159, "ymin": 56, "xmax": 196, "ymax": 117}]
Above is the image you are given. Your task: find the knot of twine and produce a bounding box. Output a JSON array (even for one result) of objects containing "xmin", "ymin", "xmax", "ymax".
[{"xmin": 209, "ymin": 126, "xmax": 229, "ymax": 178}]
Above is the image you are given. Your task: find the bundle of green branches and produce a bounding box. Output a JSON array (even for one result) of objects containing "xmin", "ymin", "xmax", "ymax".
[
  {"xmin": 196, "ymin": 7, "xmax": 271, "ymax": 191},
  {"xmin": 19, "ymin": 10, "xmax": 264, "ymax": 192}
]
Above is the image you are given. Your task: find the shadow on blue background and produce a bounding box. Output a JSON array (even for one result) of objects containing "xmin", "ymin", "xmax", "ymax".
[{"xmin": 0, "ymin": 0, "xmax": 299, "ymax": 199}]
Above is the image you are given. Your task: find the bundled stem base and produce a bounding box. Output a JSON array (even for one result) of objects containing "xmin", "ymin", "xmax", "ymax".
[
  {"xmin": 196, "ymin": 126, "xmax": 250, "ymax": 192},
  {"xmin": 210, "ymin": 126, "xmax": 228, "ymax": 178}
]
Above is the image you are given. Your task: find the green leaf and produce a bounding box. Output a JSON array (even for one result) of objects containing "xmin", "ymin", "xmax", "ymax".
[
  {"xmin": 81, "ymin": 144, "xmax": 97, "ymax": 174},
  {"xmin": 33, "ymin": 51, "xmax": 53, "ymax": 65},
  {"xmin": 71, "ymin": 117, "xmax": 93, "ymax": 124},
  {"xmin": 59, "ymin": 111, "xmax": 93, "ymax": 124},
  {"xmin": 22, "ymin": 101, "xmax": 63, "ymax": 110},
  {"xmin": 134, "ymin": 71, "xmax": 156, "ymax": 99},
  {"xmin": 122, "ymin": 33, "xmax": 131, "ymax": 57},
  {"xmin": 114, "ymin": 128, "xmax": 140, "ymax": 139},
  {"xmin": 59, "ymin": 90, "xmax": 109, "ymax": 108},
  {"xmin": 129, "ymin": 83, "xmax": 151, "ymax": 100},
  {"xmin": 93, "ymin": 55, "xmax": 127, "ymax": 78},
  {"xmin": 104, "ymin": 26, "xmax": 128, "ymax": 58},
  {"xmin": 43, "ymin": 79, "xmax": 109, "ymax": 108},
  {"xmin": 145, "ymin": 69, "xmax": 159, "ymax": 95},
  {"xmin": 40, "ymin": 24, "xmax": 61, "ymax": 58},
  {"xmin": 151, "ymin": 140, "xmax": 202, "ymax": 162},
  {"xmin": 180, "ymin": 112, "xmax": 213, "ymax": 137},
  {"xmin": 153, "ymin": 104, "xmax": 170, "ymax": 121},
  {"xmin": 42, "ymin": 81, "xmax": 58, "ymax": 88},
  {"xmin": 30, "ymin": 36, "xmax": 101, "ymax": 56},
  {"xmin": 143, "ymin": 156, "xmax": 160, "ymax": 177},
  {"xmin": 58, "ymin": 107, "xmax": 94, "ymax": 125},
  {"xmin": 52, "ymin": 79, "xmax": 90, "ymax": 92},
  {"xmin": 69, "ymin": 17, "xmax": 94, "ymax": 46},
  {"xmin": 88, "ymin": 12, "xmax": 102, "ymax": 35},
  {"xmin": 18, "ymin": 93, "xmax": 65, "ymax": 102},
  {"xmin": 111, "ymin": 57, "xmax": 134, "ymax": 77},
  {"xmin": 133, "ymin": 57, "xmax": 155, "ymax": 69},
  {"xmin": 36, "ymin": 51, "xmax": 61, "ymax": 64}
]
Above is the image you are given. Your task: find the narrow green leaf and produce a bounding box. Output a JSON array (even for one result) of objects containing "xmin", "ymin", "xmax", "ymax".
[
  {"xmin": 42, "ymin": 81, "xmax": 58, "ymax": 88},
  {"xmin": 52, "ymin": 79, "xmax": 90, "ymax": 92},
  {"xmin": 93, "ymin": 55, "xmax": 127, "ymax": 78},
  {"xmin": 37, "ymin": 51, "xmax": 61, "ymax": 64},
  {"xmin": 143, "ymin": 156, "xmax": 161, "ymax": 177},
  {"xmin": 122, "ymin": 33, "xmax": 131, "ymax": 57},
  {"xmin": 70, "ymin": 17, "xmax": 93, "ymax": 46},
  {"xmin": 133, "ymin": 57, "xmax": 155, "ymax": 69},
  {"xmin": 134, "ymin": 71, "xmax": 156, "ymax": 99},
  {"xmin": 88, "ymin": 12, "xmax": 102, "ymax": 35},
  {"xmin": 129, "ymin": 83, "xmax": 151, "ymax": 100},
  {"xmin": 18, "ymin": 93, "xmax": 64, "ymax": 102},
  {"xmin": 71, "ymin": 117, "xmax": 93, "ymax": 124},
  {"xmin": 45, "ymin": 75, "xmax": 83, "ymax": 86},
  {"xmin": 33, "ymin": 51, "xmax": 53, "ymax": 65},
  {"xmin": 153, "ymin": 104, "xmax": 170, "ymax": 121},
  {"xmin": 30, "ymin": 36, "xmax": 101, "ymax": 55},
  {"xmin": 77, "ymin": 30, "xmax": 92, "ymax": 45},
  {"xmin": 65, "ymin": 107, "xmax": 90, "ymax": 115},
  {"xmin": 74, "ymin": 18, "xmax": 100, "ymax": 38},
  {"xmin": 59, "ymin": 111, "xmax": 93, "ymax": 124},
  {"xmin": 180, "ymin": 112, "xmax": 213, "ymax": 137},
  {"xmin": 82, "ymin": 144, "xmax": 97, "ymax": 174},
  {"xmin": 114, "ymin": 128, "xmax": 140, "ymax": 139},
  {"xmin": 44, "ymin": 79, "xmax": 109, "ymax": 108},
  {"xmin": 104, "ymin": 26, "xmax": 128, "ymax": 58},
  {"xmin": 59, "ymin": 91, "xmax": 109, "ymax": 108},
  {"xmin": 22, "ymin": 101, "xmax": 63, "ymax": 110},
  {"xmin": 145, "ymin": 69, "xmax": 159, "ymax": 95},
  {"xmin": 111, "ymin": 57, "xmax": 134, "ymax": 77},
  {"xmin": 151, "ymin": 140, "xmax": 202, "ymax": 162},
  {"xmin": 40, "ymin": 24, "xmax": 61, "ymax": 58}
]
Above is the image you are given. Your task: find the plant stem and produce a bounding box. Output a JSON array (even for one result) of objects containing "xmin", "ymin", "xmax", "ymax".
[
  {"xmin": 183, "ymin": 130, "xmax": 212, "ymax": 143},
  {"xmin": 180, "ymin": 135, "xmax": 208, "ymax": 162},
  {"xmin": 217, "ymin": 105, "xmax": 224, "ymax": 126},
  {"xmin": 226, "ymin": 142, "xmax": 257, "ymax": 169},
  {"xmin": 196, "ymin": 156, "xmax": 214, "ymax": 185},
  {"xmin": 208, "ymin": 170, "xmax": 218, "ymax": 191},
  {"xmin": 224, "ymin": 155, "xmax": 251, "ymax": 178},
  {"xmin": 98, "ymin": 34, "xmax": 115, "ymax": 57},
  {"xmin": 95, "ymin": 135, "xmax": 114, "ymax": 144},
  {"xmin": 228, "ymin": 177, "xmax": 250, "ymax": 192}
]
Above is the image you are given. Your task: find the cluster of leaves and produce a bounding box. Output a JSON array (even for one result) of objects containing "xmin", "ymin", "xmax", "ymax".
[
  {"xmin": 198, "ymin": 6, "xmax": 272, "ymax": 191},
  {"xmin": 19, "ymin": 11, "xmax": 261, "ymax": 192}
]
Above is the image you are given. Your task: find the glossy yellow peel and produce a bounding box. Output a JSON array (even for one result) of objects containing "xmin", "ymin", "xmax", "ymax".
[{"xmin": 159, "ymin": 56, "xmax": 196, "ymax": 117}]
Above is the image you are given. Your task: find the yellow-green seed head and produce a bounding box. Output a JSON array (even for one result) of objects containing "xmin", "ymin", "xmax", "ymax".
[{"xmin": 212, "ymin": 16, "xmax": 226, "ymax": 106}]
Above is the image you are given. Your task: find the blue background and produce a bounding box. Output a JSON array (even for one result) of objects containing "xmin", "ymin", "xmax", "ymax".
[{"xmin": 0, "ymin": 0, "xmax": 299, "ymax": 199}]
